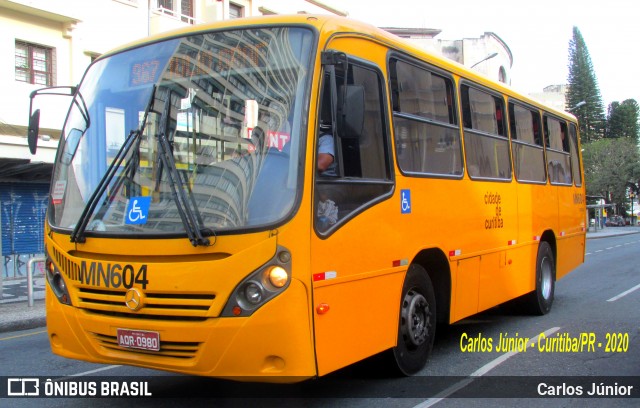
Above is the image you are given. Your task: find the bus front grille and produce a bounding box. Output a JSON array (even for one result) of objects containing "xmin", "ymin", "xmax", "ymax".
[
  {"xmin": 77, "ymin": 287, "xmax": 216, "ymax": 320},
  {"xmin": 90, "ymin": 332, "xmax": 201, "ymax": 359}
]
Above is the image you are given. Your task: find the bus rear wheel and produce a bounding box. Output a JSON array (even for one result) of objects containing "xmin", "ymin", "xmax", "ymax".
[
  {"xmin": 392, "ymin": 264, "xmax": 436, "ymax": 375},
  {"xmin": 523, "ymin": 241, "xmax": 555, "ymax": 315}
]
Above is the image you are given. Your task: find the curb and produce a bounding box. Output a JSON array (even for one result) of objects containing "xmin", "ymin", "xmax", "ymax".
[
  {"xmin": 0, "ymin": 298, "xmax": 47, "ymax": 334},
  {"xmin": 0, "ymin": 315, "xmax": 46, "ymax": 333},
  {"xmin": 586, "ymin": 230, "xmax": 640, "ymax": 240}
]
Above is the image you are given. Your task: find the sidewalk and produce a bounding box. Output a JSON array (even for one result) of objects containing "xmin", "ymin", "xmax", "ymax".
[
  {"xmin": 0, "ymin": 276, "xmax": 46, "ymax": 333},
  {"xmin": 2, "ymin": 226, "xmax": 640, "ymax": 333},
  {"xmin": 585, "ymin": 225, "xmax": 640, "ymax": 239}
]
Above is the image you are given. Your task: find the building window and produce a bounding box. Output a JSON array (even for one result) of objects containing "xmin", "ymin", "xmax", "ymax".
[
  {"xmin": 157, "ymin": 0, "xmax": 173, "ymax": 10},
  {"xmin": 157, "ymin": 0, "xmax": 194, "ymax": 23},
  {"xmin": 180, "ymin": 0, "xmax": 193, "ymax": 22},
  {"xmin": 229, "ymin": 3, "xmax": 244, "ymax": 19},
  {"xmin": 15, "ymin": 41, "xmax": 54, "ymax": 86}
]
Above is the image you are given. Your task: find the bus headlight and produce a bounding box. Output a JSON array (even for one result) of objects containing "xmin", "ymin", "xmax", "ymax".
[
  {"xmin": 244, "ymin": 282, "xmax": 263, "ymax": 305},
  {"xmin": 268, "ymin": 266, "xmax": 288, "ymax": 288},
  {"xmin": 46, "ymin": 258, "xmax": 72, "ymax": 305},
  {"xmin": 221, "ymin": 246, "xmax": 292, "ymax": 317},
  {"xmin": 53, "ymin": 273, "xmax": 67, "ymax": 293}
]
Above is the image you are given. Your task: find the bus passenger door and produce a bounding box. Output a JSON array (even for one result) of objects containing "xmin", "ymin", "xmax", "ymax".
[{"xmin": 310, "ymin": 40, "xmax": 401, "ymax": 376}]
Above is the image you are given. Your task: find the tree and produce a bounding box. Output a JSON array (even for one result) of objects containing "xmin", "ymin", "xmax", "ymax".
[
  {"xmin": 606, "ymin": 99, "xmax": 640, "ymax": 142},
  {"xmin": 565, "ymin": 26, "xmax": 606, "ymax": 144},
  {"xmin": 582, "ymin": 137, "xmax": 640, "ymax": 215}
]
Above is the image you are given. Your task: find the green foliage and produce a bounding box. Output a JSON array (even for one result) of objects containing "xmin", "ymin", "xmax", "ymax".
[
  {"xmin": 565, "ymin": 26, "xmax": 606, "ymax": 144},
  {"xmin": 606, "ymin": 99, "xmax": 640, "ymax": 142},
  {"xmin": 582, "ymin": 138, "xmax": 640, "ymax": 214}
]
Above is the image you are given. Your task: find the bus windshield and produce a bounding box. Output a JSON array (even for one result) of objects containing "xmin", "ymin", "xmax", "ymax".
[{"xmin": 49, "ymin": 26, "xmax": 314, "ymax": 240}]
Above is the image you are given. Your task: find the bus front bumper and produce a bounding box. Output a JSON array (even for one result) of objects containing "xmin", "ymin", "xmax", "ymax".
[{"xmin": 46, "ymin": 278, "xmax": 316, "ymax": 382}]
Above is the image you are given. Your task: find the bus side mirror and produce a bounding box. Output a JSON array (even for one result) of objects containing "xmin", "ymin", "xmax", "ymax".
[
  {"xmin": 27, "ymin": 109, "xmax": 41, "ymax": 155},
  {"xmin": 26, "ymin": 85, "xmax": 79, "ymax": 155},
  {"xmin": 338, "ymin": 85, "xmax": 364, "ymax": 139}
]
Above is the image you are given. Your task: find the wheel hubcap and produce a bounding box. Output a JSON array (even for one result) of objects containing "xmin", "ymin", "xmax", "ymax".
[
  {"xmin": 540, "ymin": 257, "xmax": 552, "ymax": 300},
  {"xmin": 401, "ymin": 289, "xmax": 431, "ymax": 349}
]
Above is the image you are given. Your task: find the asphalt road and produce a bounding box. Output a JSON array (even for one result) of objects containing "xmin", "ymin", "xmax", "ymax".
[{"xmin": 1, "ymin": 234, "xmax": 639, "ymax": 407}]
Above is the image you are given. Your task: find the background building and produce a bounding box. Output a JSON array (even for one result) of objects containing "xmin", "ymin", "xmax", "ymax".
[
  {"xmin": 0, "ymin": 0, "xmax": 346, "ymax": 280},
  {"xmin": 384, "ymin": 28, "xmax": 513, "ymax": 85},
  {"xmin": 528, "ymin": 84, "xmax": 568, "ymax": 112},
  {"xmin": 0, "ymin": 0, "xmax": 514, "ymax": 280}
]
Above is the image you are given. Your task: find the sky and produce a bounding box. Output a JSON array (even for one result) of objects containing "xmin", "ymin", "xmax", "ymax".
[{"xmin": 335, "ymin": 0, "xmax": 639, "ymax": 108}]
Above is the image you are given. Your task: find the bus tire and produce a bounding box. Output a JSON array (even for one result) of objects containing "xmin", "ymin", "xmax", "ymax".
[
  {"xmin": 392, "ymin": 264, "xmax": 436, "ymax": 375},
  {"xmin": 524, "ymin": 241, "xmax": 555, "ymax": 315}
]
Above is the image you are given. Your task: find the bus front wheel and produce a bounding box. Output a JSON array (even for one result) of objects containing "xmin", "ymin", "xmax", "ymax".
[{"xmin": 392, "ymin": 264, "xmax": 436, "ymax": 375}]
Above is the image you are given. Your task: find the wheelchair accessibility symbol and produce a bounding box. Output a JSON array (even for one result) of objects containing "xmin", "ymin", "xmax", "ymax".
[
  {"xmin": 125, "ymin": 196, "xmax": 151, "ymax": 225},
  {"xmin": 401, "ymin": 189, "xmax": 411, "ymax": 214}
]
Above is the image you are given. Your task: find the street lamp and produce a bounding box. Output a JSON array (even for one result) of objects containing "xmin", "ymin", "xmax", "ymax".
[
  {"xmin": 567, "ymin": 101, "xmax": 586, "ymax": 112},
  {"xmin": 470, "ymin": 52, "xmax": 498, "ymax": 68}
]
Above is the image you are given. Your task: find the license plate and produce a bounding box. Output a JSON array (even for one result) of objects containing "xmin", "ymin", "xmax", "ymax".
[{"xmin": 117, "ymin": 328, "xmax": 160, "ymax": 351}]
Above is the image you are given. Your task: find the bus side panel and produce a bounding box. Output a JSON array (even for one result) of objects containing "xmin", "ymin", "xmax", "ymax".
[
  {"xmin": 556, "ymin": 234, "xmax": 585, "ymax": 280},
  {"xmin": 556, "ymin": 185, "xmax": 586, "ymax": 280},
  {"xmin": 312, "ymin": 270, "xmax": 404, "ymax": 376},
  {"xmin": 310, "ymin": 34, "xmax": 406, "ymax": 376},
  {"xmin": 452, "ymin": 257, "xmax": 479, "ymax": 322},
  {"xmin": 449, "ymin": 178, "xmax": 521, "ymax": 322},
  {"xmin": 478, "ymin": 247, "xmax": 533, "ymax": 312},
  {"xmin": 516, "ymin": 183, "xmax": 558, "ymax": 245}
]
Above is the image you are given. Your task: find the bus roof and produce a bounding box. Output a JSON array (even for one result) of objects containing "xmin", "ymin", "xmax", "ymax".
[{"xmin": 98, "ymin": 14, "xmax": 575, "ymax": 122}]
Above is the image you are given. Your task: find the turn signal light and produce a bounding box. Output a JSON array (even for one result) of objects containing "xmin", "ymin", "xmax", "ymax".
[{"xmin": 316, "ymin": 303, "xmax": 330, "ymax": 315}]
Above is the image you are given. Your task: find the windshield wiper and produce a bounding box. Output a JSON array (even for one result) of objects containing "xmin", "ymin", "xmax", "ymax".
[
  {"xmin": 155, "ymin": 89, "xmax": 211, "ymax": 247},
  {"xmin": 70, "ymin": 130, "xmax": 139, "ymax": 243},
  {"xmin": 70, "ymin": 85, "xmax": 157, "ymax": 243}
]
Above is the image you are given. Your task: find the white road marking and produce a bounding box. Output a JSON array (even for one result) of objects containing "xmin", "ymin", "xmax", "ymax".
[
  {"xmin": 412, "ymin": 327, "xmax": 561, "ymax": 407},
  {"xmin": 50, "ymin": 365, "xmax": 122, "ymax": 381},
  {"xmin": 607, "ymin": 283, "xmax": 640, "ymax": 302}
]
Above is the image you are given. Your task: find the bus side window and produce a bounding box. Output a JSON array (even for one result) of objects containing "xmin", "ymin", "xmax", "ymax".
[
  {"xmin": 317, "ymin": 73, "xmax": 337, "ymax": 177},
  {"xmin": 461, "ymin": 84, "xmax": 511, "ymax": 180},
  {"xmin": 314, "ymin": 60, "xmax": 392, "ymax": 234},
  {"xmin": 569, "ymin": 123, "xmax": 582, "ymax": 186},
  {"xmin": 390, "ymin": 58, "xmax": 462, "ymax": 177},
  {"xmin": 544, "ymin": 115, "xmax": 572, "ymax": 185},
  {"xmin": 509, "ymin": 101, "xmax": 546, "ymax": 183}
]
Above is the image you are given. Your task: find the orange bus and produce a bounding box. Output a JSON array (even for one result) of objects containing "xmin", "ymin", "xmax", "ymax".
[{"xmin": 28, "ymin": 14, "xmax": 585, "ymax": 380}]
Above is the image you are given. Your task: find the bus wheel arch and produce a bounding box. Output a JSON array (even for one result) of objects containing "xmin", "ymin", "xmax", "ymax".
[
  {"xmin": 540, "ymin": 230, "xmax": 557, "ymax": 262},
  {"xmin": 389, "ymin": 249, "xmax": 450, "ymax": 375},
  {"xmin": 392, "ymin": 263, "xmax": 436, "ymax": 375},
  {"xmin": 412, "ymin": 248, "xmax": 451, "ymax": 326}
]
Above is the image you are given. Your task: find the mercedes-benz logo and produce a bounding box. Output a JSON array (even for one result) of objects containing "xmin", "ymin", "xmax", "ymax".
[{"xmin": 124, "ymin": 288, "xmax": 144, "ymax": 311}]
